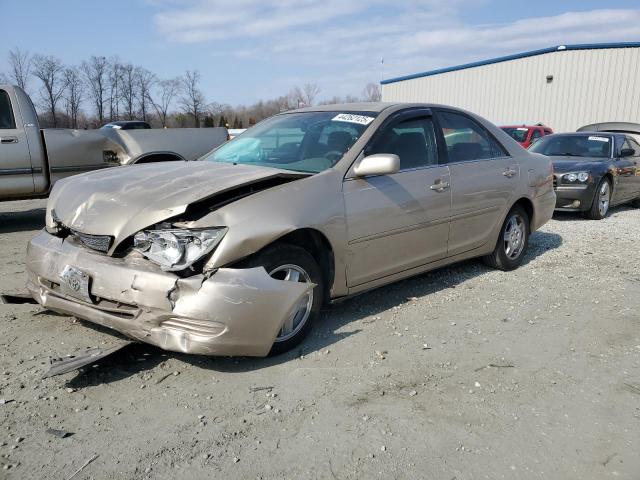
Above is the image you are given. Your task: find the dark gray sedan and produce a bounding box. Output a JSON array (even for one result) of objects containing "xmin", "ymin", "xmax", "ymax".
[{"xmin": 529, "ymin": 132, "xmax": 640, "ymax": 219}]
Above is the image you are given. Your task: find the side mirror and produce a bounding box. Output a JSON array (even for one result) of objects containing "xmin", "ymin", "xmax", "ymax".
[
  {"xmin": 620, "ymin": 148, "xmax": 635, "ymax": 158},
  {"xmin": 353, "ymin": 154, "xmax": 400, "ymax": 177}
]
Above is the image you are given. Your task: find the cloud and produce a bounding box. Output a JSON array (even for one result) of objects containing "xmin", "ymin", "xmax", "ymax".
[{"xmin": 152, "ymin": 2, "xmax": 640, "ymax": 99}]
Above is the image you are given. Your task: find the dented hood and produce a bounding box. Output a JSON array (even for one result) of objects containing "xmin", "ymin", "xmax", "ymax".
[{"xmin": 47, "ymin": 161, "xmax": 299, "ymax": 252}]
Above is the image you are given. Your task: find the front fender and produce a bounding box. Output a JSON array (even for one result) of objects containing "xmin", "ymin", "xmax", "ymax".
[{"xmin": 189, "ymin": 169, "xmax": 349, "ymax": 297}]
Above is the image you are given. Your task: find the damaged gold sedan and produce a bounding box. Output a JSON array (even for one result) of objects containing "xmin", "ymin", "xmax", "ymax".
[{"xmin": 25, "ymin": 103, "xmax": 556, "ymax": 356}]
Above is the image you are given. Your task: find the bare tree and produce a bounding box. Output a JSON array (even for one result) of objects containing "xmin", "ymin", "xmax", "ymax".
[
  {"xmin": 362, "ymin": 82, "xmax": 381, "ymax": 102},
  {"xmin": 179, "ymin": 70, "xmax": 205, "ymax": 127},
  {"xmin": 120, "ymin": 63, "xmax": 138, "ymax": 120},
  {"xmin": 108, "ymin": 58, "xmax": 123, "ymax": 121},
  {"xmin": 137, "ymin": 68, "xmax": 155, "ymax": 122},
  {"xmin": 302, "ymin": 83, "xmax": 321, "ymax": 106},
  {"xmin": 64, "ymin": 67, "xmax": 84, "ymax": 128},
  {"xmin": 81, "ymin": 56, "xmax": 108, "ymax": 125},
  {"xmin": 152, "ymin": 78, "xmax": 180, "ymax": 128},
  {"xmin": 32, "ymin": 54, "xmax": 67, "ymax": 127},
  {"xmin": 8, "ymin": 48, "xmax": 31, "ymax": 91}
]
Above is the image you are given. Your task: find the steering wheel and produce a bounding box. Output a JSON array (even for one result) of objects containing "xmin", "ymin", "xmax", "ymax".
[{"xmin": 324, "ymin": 150, "xmax": 344, "ymax": 162}]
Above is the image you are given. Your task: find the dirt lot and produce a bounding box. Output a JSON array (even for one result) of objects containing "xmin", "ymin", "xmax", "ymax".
[{"xmin": 0, "ymin": 198, "xmax": 639, "ymax": 480}]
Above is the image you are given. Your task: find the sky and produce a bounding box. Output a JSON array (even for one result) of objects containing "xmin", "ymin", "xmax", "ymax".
[{"xmin": 1, "ymin": 0, "xmax": 640, "ymax": 106}]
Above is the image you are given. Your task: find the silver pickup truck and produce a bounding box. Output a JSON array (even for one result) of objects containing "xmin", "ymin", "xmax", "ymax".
[{"xmin": 0, "ymin": 85, "xmax": 228, "ymax": 201}]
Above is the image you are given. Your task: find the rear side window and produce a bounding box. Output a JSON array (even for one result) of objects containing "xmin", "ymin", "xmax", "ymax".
[
  {"xmin": 438, "ymin": 111, "xmax": 507, "ymax": 162},
  {"xmin": 367, "ymin": 117, "xmax": 439, "ymax": 170},
  {"xmin": 0, "ymin": 90, "xmax": 16, "ymax": 130}
]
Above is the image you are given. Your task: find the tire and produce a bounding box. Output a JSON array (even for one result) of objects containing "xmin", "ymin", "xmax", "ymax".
[
  {"xmin": 482, "ymin": 205, "xmax": 530, "ymax": 271},
  {"xmin": 238, "ymin": 243, "xmax": 324, "ymax": 355},
  {"xmin": 583, "ymin": 177, "xmax": 611, "ymax": 220}
]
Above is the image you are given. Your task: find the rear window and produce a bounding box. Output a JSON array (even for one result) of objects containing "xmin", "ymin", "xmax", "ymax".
[
  {"xmin": 0, "ymin": 90, "xmax": 16, "ymax": 130},
  {"xmin": 501, "ymin": 127, "xmax": 529, "ymax": 143}
]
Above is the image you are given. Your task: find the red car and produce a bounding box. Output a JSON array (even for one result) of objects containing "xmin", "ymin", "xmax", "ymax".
[{"xmin": 501, "ymin": 124, "xmax": 553, "ymax": 148}]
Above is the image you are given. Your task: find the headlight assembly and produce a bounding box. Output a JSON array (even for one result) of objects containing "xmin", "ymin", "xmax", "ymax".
[
  {"xmin": 562, "ymin": 172, "xmax": 590, "ymax": 184},
  {"xmin": 133, "ymin": 228, "xmax": 227, "ymax": 271}
]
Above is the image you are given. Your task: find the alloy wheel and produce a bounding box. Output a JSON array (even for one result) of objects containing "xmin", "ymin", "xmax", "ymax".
[
  {"xmin": 269, "ymin": 264, "xmax": 314, "ymax": 342},
  {"xmin": 598, "ymin": 181, "xmax": 610, "ymax": 217},
  {"xmin": 503, "ymin": 214, "xmax": 526, "ymax": 260}
]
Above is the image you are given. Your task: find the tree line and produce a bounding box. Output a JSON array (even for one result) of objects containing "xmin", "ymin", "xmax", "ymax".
[{"xmin": 1, "ymin": 48, "xmax": 382, "ymax": 129}]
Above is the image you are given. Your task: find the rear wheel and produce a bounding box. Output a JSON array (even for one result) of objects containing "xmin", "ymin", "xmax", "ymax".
[
  {"xmin": 584, "ymin": 178, "xmax": 611, "ymax": 220},
  {"xmin": 482, "ymin": 205, "xmax": 530, "ymax": 271},
  {"xmin": 238, "ymin": 244, "xmax": 323, "ymax": 355}
]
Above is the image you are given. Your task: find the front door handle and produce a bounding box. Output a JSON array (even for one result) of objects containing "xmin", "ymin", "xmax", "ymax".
[
  {"xmin": 1, "ymin": 136, "xmax": 18, "ymax": 144},
  {"xmin": 430, "ymin": 180, "xmax": 450, "ymax": 192},
  {"xmin": 502, "ymin": 167, "xmax": 517, "ymax": 178}
]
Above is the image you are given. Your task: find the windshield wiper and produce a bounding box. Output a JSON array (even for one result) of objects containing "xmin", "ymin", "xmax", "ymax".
[{"xmin": 551, "ymin": 152, "xmax": 581, "ymax": 157}]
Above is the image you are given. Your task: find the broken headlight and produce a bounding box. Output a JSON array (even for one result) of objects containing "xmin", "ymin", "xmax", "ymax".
[{"xmin": 133, "ymin": 228, "xmax": 227, "ymax": 271}]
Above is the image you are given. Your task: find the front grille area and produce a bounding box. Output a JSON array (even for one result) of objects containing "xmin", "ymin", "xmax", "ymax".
[
  {"xmin": 73, "ymin": 231, "xmax": 112, "ymax": 253},
  {"xmin": 553, "ymin": 176, "xmax": 558, "ymax": 190}
]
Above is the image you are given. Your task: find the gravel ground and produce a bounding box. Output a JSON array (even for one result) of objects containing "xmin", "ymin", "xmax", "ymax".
[{"xmin": 0, "ymin": 198, "xmax": 639, "ymax": 480}]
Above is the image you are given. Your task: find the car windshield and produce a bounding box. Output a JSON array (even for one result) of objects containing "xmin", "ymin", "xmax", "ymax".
[
  {"xmin": 202, "ymin": 111, "xmax": 377, "ymax": 173},
  {"xmin": 529, "ymin": 134, "xmax": 612, "ymax": 158},
  {"xmin": 502, "ymin": 127, "xmax": 529, "ymax": 143}
]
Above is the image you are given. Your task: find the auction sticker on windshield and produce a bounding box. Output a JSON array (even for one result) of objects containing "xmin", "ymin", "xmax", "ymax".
[
  {"xmin": 332, "ymin": 113, "xmax": 375, "ymax": 125},
  {"xmin": 588, "ymin": 136, "xmax": 609, "ymax": 142}
]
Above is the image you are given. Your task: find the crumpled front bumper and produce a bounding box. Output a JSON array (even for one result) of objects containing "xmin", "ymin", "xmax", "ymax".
[{"xmin": 25, "ymin": 231, "xmax": 313, "ymax": 356}]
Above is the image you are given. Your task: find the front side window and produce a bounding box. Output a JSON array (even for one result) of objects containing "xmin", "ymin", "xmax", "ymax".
[
  {"xmin": 628, "ymin": 137, "xmax": 640, "ymax": 158},
  {"xmin": 0, "ymin": 90, "xmax": 16, "ymax": 130},
  {"xmin": 366, "ymin": 117, "xmax": 438, "ymax": 170},
  {"xmin": 529, "ymin": 134, "xmax": 612, "ymax": 159},
  {"xmin": 439, "ymin": 111, "xmax": 507, "ymax": 162},
  {"xmin": 203, "ymin": 111, "xmax": 377, "ymax": 173}
]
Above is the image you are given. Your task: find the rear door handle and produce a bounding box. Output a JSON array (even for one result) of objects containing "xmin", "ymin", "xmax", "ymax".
[
  {"xmin": 430, "ymin": 181, "xmax": 450, "ymax": 192},
  {"xmin": 1, "ymin": 136, "xmax": 18, "ymax": 144},
  {"xmin": 502, "ymin": 167, "xmax": 517, "ymax": 178}
]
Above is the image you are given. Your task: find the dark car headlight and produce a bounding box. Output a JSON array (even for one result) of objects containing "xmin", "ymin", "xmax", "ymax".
[
  {"xmin": 561, "ymin": 172, "xmax": 591, "ymax": 184},
  {"xmin": 133, "ymin": 228, "xmax": 227, "ymax": 271}
]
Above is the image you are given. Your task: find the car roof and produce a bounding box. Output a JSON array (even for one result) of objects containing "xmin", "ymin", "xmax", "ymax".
[
  {"xmin": 290, "ymin": 102, "xmax": 477, "ymax": 114},
  {"xmin": 544, "ymin": 132, "xmax": 615, "ymax": 137},
  {"xmin": 292, "ymin": 102, "xmax": 396, "ymax": 113},
  {"xmin": 577, "ymin": 122, "xmax": 640, "ymax": 135}
]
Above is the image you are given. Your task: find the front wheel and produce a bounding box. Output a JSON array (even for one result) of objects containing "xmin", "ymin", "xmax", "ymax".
[
  {"xmin": 238, "ymin": 244, "xmax": 324, "ymax": 355},
  {"xmin": 583, "ymin": 178, "xmax": 611, "ymax": 220},
  {"xmin": 482, "ymin": 206, "xmax": 530, "ymax": 271}
]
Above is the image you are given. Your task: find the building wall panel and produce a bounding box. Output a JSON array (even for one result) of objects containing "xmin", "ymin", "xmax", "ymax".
[{"xmin": 382, "ymin": 47, "xmax": 640, "ymax": 132}]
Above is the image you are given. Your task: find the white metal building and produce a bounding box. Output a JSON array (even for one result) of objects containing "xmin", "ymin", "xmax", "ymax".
[{"xmin": 381, "ymin": 43, "xmax": 640, "ymax": 133}]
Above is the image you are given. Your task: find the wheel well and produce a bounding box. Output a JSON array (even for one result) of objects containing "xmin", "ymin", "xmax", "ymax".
[
  {"xmin": 513, "ymin": 197, "xmax": 534, "ymax": 229},
  {"xmin": 273, "ymin": 229, "xmax": 335, "ymax": 302},
  {"xmin": 132, "ymin": 152, "xmax": 184, "ymax": 164}
]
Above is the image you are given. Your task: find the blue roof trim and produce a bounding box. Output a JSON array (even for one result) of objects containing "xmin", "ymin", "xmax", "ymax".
[{"xmin": 381, "ymin": 42, "xmax": 640, "ymax": 85}]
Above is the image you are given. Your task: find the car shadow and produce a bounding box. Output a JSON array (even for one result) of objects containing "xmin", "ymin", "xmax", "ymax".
[
  {"xmin": 60, "ymin": 230, "xmax": 562, "ymax": 385},
  {"xmin": 188, "ymin": 230, "xmax": 562, "ymax": 373},
  {"xmin": 552, "ymin": 204, "xmax": 636, "ymax": 221},
  {"xmin": 0, "ymin": 208, "xmax": 46, "ymax": 233}
]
